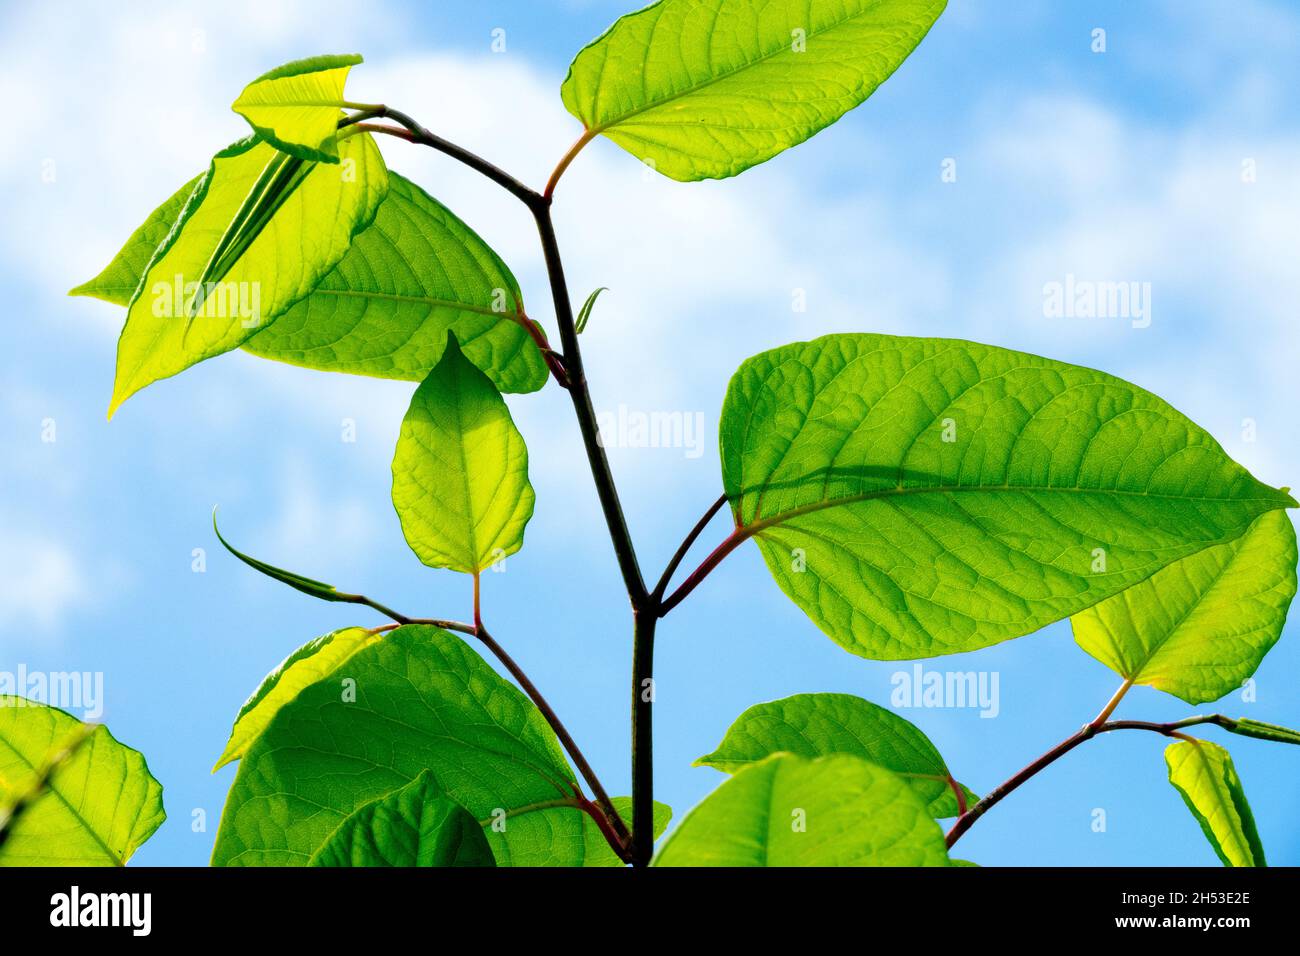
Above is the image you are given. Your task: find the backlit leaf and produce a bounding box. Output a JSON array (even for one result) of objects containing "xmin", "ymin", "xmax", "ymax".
[
  {"xmin": 561, "ymin": 0, "xmax": 947, "ymax": 181},
  {"xmin": 696, "ymin": 692, "xmax": 974, "ymax": 816},
  {"xmin": 653, "ymin": 753, "xmax": 950, "ymax": 866},
  {"xmin": 245, "ymin": 173, "xmax": 546, "ymax": 393},
  {"xmin": 68, "ymin": 176, "xmax": 201, "ymax": 305},
  {"xmin": 232, "ymin": 54, "xmax": 363, "ymax": 163},
  {"xmin": 392, "ymin": 336, "xmax": 535, "ymax": 574},
  {"xmin": 719, "ymin": 334, "xmax": 1295, "ymax": 660},
  {"xmin": 103, "ymin": 132, "xmax": 387, "ymax": 417},
  {"xmin": 0, "ymin": 698, "xmax": 164, "ymax": 866},
  {"xmin": 309, "ymin": 771, "xmax": 495, "ymax": 867},
  {"xmin": 74, "ymin": 171, "xmax": 544, "ymax": 394},
  {"xmin": 211, "ymin": 625, "xmax": 581, "ymax": 866},
  {"xmin": 214, "ymin": 626, "xmax": 380, "ymax": 771},
  {"xmin": 1165, "ymin": 740, "xmax": 1265, "ymax": 867},
  {"xmin": 1073, "ymin": 510, "xmax": 1297, "ymax": 704}
]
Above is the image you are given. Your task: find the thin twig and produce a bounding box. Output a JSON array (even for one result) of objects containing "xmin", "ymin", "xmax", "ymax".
[{"xmin": 653, "ymin": 493, "xmax": 729, "ymax": 604}]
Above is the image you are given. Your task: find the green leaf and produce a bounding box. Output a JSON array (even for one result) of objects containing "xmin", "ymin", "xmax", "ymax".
[
  {"xmin": 653, "ymin": 753, "xmax": 950, "ymax": 866},
  {"xmin": 1164, "ymin": 740, "xmax": 1266, "ymax": 867},
  {"xmin": 69, "ymin": 177, "xmax": 202, "ymax": 305},
  {"xmin": 1223, "ymin": 717, "xmax": 1300, "ymax": 746},
  {"xmin": 214, "ymin": 626, "xmax": 381, "ymax": 771},
  {"xmin": 309, "ymin": 771, "xmax": 495, "ymax": 867},
  {"xmin": 1073, "ymin": 510, "xmax": 1297, "ymax": 704},
  {"xmin": 104, "ymin": 132, "xmax": 387, "ymax": 417},
  {"xmin": 211, "ymin": 625, "xmax": 581, "ymax": 866},
  {"xmin": 696, "ymin": 692, "xmax": 974, "ymax": 817},
  {"xmin": 561, "ymin": 0, "xmax": 947, "ymax": 182},
  {"xmin": 575, "ymin": 286, "xmax": 607, "ymax": 334},
  {"xmin": 0, "ymin": 698, "xmax": 165, "ymax": 866},
  {"xmin": 392, "ymin": 336, "xmax": 535, "ymax": 575},
  {"xmin": 245, "ymin": 173, "xmax": 547, "ymax": 393},
  {"xmin": 75, "ymin": 170, "xmax": 543, "ymax": 394},
  {"xmin": 232, "ymin": 54, "xmax": 363, "ymax": 163},
  {"xmin": 719, "ymin": 334, "xmax": 1296, "ymax": 660},
  {"xmin": 489, "ymin": 795, "xmax": 671, "ymax": 867}
]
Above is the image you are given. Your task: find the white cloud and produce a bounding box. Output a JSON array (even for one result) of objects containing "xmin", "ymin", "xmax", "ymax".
[{"xmin": 0, "ymin": 525, "xmax": 88, "ymax": 635}]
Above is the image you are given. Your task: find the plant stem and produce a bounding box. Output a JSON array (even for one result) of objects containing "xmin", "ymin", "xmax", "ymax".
[
  {"xmin": 357, "ymin": 112, "xmax": 652, "ymax": 861},
  {"xmin": 544, "ymin": 130, "xmax": 596, "ymax": 201},
  {"xmin": 944, "ymin": 702, "xmax": 1229, "ymax": 850},
  {"xmin": 630, "ymin": 608, "xmax": 657, "ymax": 865},
  {"xmin": 653, "ymin": 493, "xmax": 729, "ymax": 603},
  {"xmin": 530, "ymin": 203, "xmax": 648, "ymax": 607},
  {"xmin": 659, "ymin": 526, "xmax": 750, "ymax": 616},
  {"xmin": 356, "ymin": 107, "xmax": 540, "ymax": 206},
  {"xmin": 474, "ymin": 622, "xmax": 631, "ymax": 855}
]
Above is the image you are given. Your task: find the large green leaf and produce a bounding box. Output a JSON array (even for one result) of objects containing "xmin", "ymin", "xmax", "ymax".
[
  {"xmin": 232, "ymin": 54, "xmax": 363, "ymax": 163},
  {"xmin": 1074, "ymin": 511, "xmax": 1297, "ymax": 704},
  {"xmin": 392, "ymin": 337, "xmax": 535, "ymax": 575},
  {"xmin": 561, "ymin": 0, "xmax": 947, "ymax": 182},
  {"xmin": 211, "ymin": 625, "xmax": 582, "ymax": 866},
  {"xmin": 214, "ymin": 626, "xmax": 380, "ymax": 770},
  {"xmin": 309, "ymin": 771, "xmax": 495, "ymax": 867},
  {"xmin": 69, "ymin": 177, "xmax": 202, "ymax": 306},
  {"xmin": 101, "ymin": 132, "xmax": 387, "ymax": 417},
  {"xmin": 719, "ymin": 334, "xmax": 1296, "ymax": 660},
  {"xmin": 74, "ymin": 170, "xmax": 544, "ymax": 395},
  {"xmin": 1165, "ymin": 740, "xmax": 1265, "ymax": 867},
  {"xmin": 696, "ymin": 692, "xmax": 974, "ymax": 816},
  {"xmin": 245, "ymin": 173, "xmax": 547, "ymax": 393},
  {"xmin": 653, "ymin": 753, "xmax": 950, "ymax": 866},
  {"xmin": 0, "ymin": 698, "xmax": 165, "ymax": 866}
]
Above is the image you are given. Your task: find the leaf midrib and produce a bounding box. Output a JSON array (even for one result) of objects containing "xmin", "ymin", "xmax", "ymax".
[
  {"xmin": 743, "ymin": 482, "xmax": 1290, "ymax": 536},
  {"xmin": 0, "ymin": 729, "xmax": 124, "ymax": 866}
]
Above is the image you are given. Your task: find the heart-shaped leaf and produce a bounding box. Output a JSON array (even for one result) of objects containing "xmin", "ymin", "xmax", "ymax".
[
  {"xmin": 0, "ymin": 698, "xmax": 165, "ymax": 866},
  {"xmin": 719, "ymin": 334, "xmax": 1295, "ymax": 660},
  {"xmin": 308, "ymin": 771, "xmax": 495, "ymax": 867},
  {"xmin": 562, "ymin": 0, "xmax": 946, "ymax": 181},
  {"xmin": 653, "ymin": 752, "xmax": 950, "ymax": 866},
  {"xmin": 1073, "ymin": 510, "xmax": 1297, "ymax": 704},
  {"xmin": 1165, "ymin": 739, "xmax": 1265, "ymax": 867},
  {"xmin": 213, "ymin": 625, "xmax": 589, "ymax": 866},
  {"xmin": 232, "ymin": 54, "xmax": 364, "ymax": 163},
  {"xmin": 697, "ymin": 692, "xmax": 974, "ymax": 817},
  {"xmin": 392, "ymin": 336, "xmax": 535, "ymax": 575},
  {"xmin": 104, "ymin": 133, "xmax": 387, "ymax": 417}
]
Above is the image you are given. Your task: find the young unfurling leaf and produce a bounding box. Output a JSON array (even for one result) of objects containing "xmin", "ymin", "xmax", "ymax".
[
  {"xmin": 1165, "ymin": 740, "xmax": 1265, "ymax": 867},
  {"xmin": 232, "ymin": 54, "xmax": 365, "ymax": 163},
  {"xmin": 99, "ymin": 133, "xmax": 387, "ymax": 417},
  {"xmin": 391, "ymin": 336, "xmax": 535, "ymax": 575},
  {"xmin": 74, "ymin": 171, "xmax": 545, "ymax": 394},
  {"xmin": 562, "ymin": 0, "xmax": 946, "ymax": 181}
]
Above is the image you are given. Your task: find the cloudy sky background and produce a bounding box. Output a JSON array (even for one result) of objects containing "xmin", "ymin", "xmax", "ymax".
[{"xmin": 2, "ymin": 0, "xmax": 1298, "ymax": 865}]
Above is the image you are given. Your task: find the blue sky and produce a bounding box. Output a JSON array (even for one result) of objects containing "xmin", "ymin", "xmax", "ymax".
[{"xmin": 2, "ymin": 0, "xmax": 1298, "ymax": 866}]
